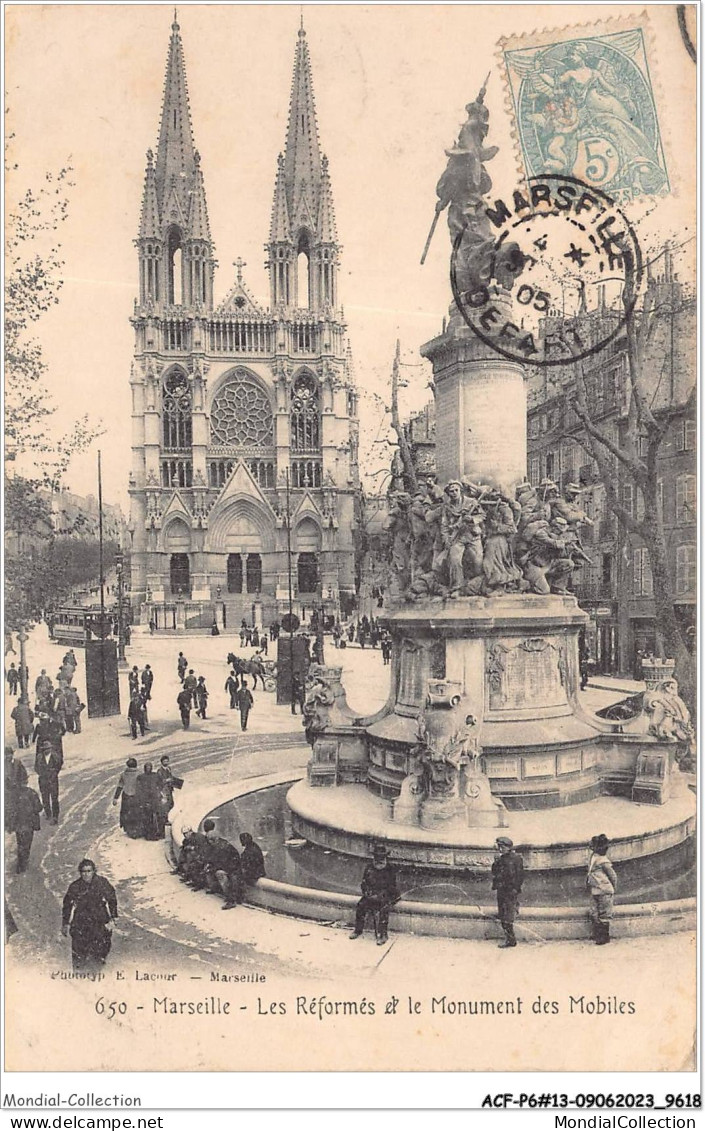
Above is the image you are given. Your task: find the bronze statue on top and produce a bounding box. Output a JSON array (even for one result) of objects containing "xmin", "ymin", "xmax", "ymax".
[{"xmin": 422, "ymin": 76, "xmax": 525, "ymax": 294}]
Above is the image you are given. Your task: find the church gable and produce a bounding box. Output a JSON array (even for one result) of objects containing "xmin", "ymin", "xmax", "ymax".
[
  {"xmin": 161, "ymin": 490, "xmax": 192, "ymax": 523},
  {"xmin": 292, "ymin": 491, "xmax": 324, "ymax": 523},
  {"xmin": 215, "ymin": 279, "xmax": 264, "ymax": 318},
  {"xmin": 212, "ymin": 460, "xmax": 278, "ymax": 519}
]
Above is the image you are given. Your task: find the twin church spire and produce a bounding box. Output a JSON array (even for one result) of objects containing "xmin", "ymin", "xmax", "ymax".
[{"xmin": 137, "ymin": 15, "xmax": 339, "ymax": 314}]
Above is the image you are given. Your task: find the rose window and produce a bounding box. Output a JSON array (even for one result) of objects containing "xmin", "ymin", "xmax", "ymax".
[{"xmin": 210, "ymin": 377, "xmax": 273, "ymax": 447}]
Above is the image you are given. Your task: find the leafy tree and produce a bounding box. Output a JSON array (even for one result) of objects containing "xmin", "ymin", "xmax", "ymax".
[{"xmin": 5, "ymin": 131, "xmax": 104, "ymax": 636}]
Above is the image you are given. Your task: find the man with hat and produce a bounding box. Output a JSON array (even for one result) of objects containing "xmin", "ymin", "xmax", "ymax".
[
  {"xmin": 491, "ymin": 836, "xmax": 524, "ymax": 948},
  {"xmin": 350, "ymin": 844, "xmax": 399, "ymax": 946}
]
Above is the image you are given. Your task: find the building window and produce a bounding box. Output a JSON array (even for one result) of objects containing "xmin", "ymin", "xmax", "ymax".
[
  {"xmin": 633, "ymin": 547, "xmax": 653, "ymax": 596},
  {"xmin": 601, "ymin": 553, "xmax": 612, "ymax": 592},
  {"xmin": 675, "ymin": 419, "xmax": 696, "ymax": 452},
  {"xmin": 657, "ymin": 478, "xmax": 664, "ymax": 518},
  {"xmin": 676, "ymin": 474, "xmax": 696, "ymax": 524},
  {"xmin": 622, "ymin": 483, "xmax": 633, "ymax": 518},
  {"xmin": 163, "ymin": 371, "xmax": 192, "ymax": 449},
  {"xmin": 161, "ymin": 460, "xmax": 192, "ymax": 488},
  {"xmin": 545, "ymin": 451, "xmax": 556, "ymax": 480},
  {"xmin": 167, "ymin": 226, "xmax": 183, "ymax": 306},
  {"xmin": 528, "ymin": 416, "xmax": 539, "ymax": 440},
  {"xmin": 290, "ymin": 372, "xmax": 320, "ymax": 452},
  {"xmin": 676, "ymin": 544, "xmax": 696, "ymax": 595},
  {"xmin": 291, "ymin": 459, "xmax": 322, "ymax": 488},
  {"xmin": 210, "ymin": 373, "xmax": 273, "ymax": 447},
  {"xmin": 636, "ymin": 489, "xmax": 645, "ymax": 522},
  {"xmin": 529, "ymin": 456, "xmax": 541, "ymax": 487}
]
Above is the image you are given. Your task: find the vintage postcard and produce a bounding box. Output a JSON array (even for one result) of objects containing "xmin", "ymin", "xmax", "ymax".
[{"xmin": 3, "ymin": 2, "xmax": 698, "ymax": 1089}]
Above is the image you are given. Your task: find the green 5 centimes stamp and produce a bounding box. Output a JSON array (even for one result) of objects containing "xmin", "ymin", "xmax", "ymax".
[{"xmin": 501, "ymin": 27, "xmax": 670, "ymax": 202}]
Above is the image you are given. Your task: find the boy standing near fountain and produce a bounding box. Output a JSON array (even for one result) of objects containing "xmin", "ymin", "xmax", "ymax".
[
  {"xmin": 350, "ymin": 844, "xmax": 399, "ymax": 946},
  {"xmin": 491, "ymin": 836, "xmax": 524, "ymax": 948}
]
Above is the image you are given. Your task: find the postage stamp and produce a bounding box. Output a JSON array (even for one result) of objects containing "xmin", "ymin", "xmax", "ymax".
[{"xmin": 500, "ymin": 24, "xmax": 670, "ymax": 203}]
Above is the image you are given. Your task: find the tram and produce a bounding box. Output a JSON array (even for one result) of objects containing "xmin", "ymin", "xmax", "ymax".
[{"xmin": 49, "ymin": 605, "xmax": 117, "ymax": 647}]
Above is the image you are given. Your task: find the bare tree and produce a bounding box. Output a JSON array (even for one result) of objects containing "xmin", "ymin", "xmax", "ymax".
[{"xmin": 570, "ymin": 246, "xmax": 696, "ymax": 706}]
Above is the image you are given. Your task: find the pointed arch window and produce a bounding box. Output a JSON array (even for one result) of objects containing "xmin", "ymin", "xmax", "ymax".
[
  {"xmin": 163, "ymin": 371, "xmax": 192, "ymax": 450},
  {"xmin": 290, "ymin": 372, "xmax": 320, "ymax": 453},
  {"xmin": 167, "ymin": 226, "xmax": 183, "ymax": 305},
  {"xmin": 296, "ymin": 230, "xmax": 311, "ymax": 309}
]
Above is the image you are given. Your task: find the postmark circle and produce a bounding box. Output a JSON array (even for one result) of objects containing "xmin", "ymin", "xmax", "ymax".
[{"xmin": 450, "ymin": 174, "xmax": 643, "ymax": 368}]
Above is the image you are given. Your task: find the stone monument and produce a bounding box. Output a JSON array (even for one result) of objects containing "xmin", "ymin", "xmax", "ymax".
[{"xmin": 286, "ymin": 82, "xmax": 694, "ymax": 882}]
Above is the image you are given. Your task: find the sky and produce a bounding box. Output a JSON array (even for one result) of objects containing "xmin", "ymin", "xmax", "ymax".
[{"xmin": 5, "ymin": 3, "xmax": 695, "ymax": 512}]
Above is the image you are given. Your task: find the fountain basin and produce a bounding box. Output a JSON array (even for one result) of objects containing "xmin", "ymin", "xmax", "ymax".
[{"xmin": 168, "ymin": 770, "xmax": 696, "ymax": 941}]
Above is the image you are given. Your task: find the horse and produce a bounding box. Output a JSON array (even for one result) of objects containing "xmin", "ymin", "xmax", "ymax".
[{"xmin": 226, "ymin": 652, "xmax": 267, "ymax": 691}]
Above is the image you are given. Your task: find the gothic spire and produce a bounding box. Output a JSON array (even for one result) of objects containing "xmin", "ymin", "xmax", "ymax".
[
  {"xmin": 154, "ymin": 12, "xmax": 196, "ymax": 212},
  {"xmin": 316, "ymin": 154, "xmax": 338, "ymax": 243},
  {"xmin": 269, "ymin": 153, "xmax": 291, "ymax": 243},
  {"xmin": 187, "ymin": 150, "xmax": 212, "ymax": 243},
  {"xmin": 138, "ymin": 149, "xmax": 161, "ymax": 239},
  {"xmin": 282, "ymin": 22, "xmax": 323, "ymax": 223}
]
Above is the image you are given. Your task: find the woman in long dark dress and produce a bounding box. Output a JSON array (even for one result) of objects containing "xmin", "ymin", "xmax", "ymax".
[
  {"xmin": 135, "ymin": 762, "xmax": 163, "ymax": 839},
  {"xmin": 112, "ymin": 757, "xmax": 141, "ymax": 838},
  {"xmin": 61, "ymin": 859, "xmax": 118, "ymax": 971}
]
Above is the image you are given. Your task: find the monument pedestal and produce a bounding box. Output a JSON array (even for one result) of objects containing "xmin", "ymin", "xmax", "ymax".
[{"xmin": 365, "ymin": 594, "xmax": 600, "ymax": 810}]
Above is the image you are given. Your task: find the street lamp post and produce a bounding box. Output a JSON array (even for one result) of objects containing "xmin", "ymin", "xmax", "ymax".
[
  {"xmin": 17, "ymin": 626, "xmax": 29, "ymax": 704},
  {"xmin": 115, "ymin": 551, "xmax": 127, "ymax": 667}
]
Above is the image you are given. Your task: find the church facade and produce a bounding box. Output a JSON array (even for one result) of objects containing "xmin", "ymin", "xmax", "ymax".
[{"xmin": 128, "ymin": 17, "xmax": 360, "ymax": 627}]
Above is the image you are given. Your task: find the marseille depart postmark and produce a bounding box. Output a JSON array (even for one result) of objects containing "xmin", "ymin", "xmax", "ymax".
[
  {"xmin": 500, "ymin": 22, "xmax": 670, "ymax": 204},
  {"xmin": 450, "ymin": 174, "xmax": 643, "ymax": 367}
]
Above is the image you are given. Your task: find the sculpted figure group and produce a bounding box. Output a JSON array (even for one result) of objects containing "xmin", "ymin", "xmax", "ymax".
[{"xmin": 387, "ymin": 475, "xmax": 592, "ymax": 602}]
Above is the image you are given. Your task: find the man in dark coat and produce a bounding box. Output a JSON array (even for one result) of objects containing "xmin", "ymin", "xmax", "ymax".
[
  {"xmin": 33, "ymin": 711, "xmax": 64, "ymax": 754},
  {"xmin": 11, "ymin": 699, "xmax": 34, "ymax": 749},
  {"xmin": 183, "ymin": 669, "xmax": 198, "ymax": 706},
  {"xmin": 202, "ymin": 819, "xmax": 244, "ymax": 909},
  {"xmin": 239, "ymin": 832, "xmax": 266, "ymax": 886},
  {"xmin": 141, "ymin": 665, "xmax": 154, "ymax": 700},
  {"xmin": 156, "ymin": 755, "xmax": 183, "ymax": 826},
  {"xmin": 34, "ymin": 738, "xmax": 63, "ymax": 824},
  {"xmin": 224, "ymin": 670, "xmax": 239, "ymax": 709},
  {"xmin": 6, "ymin": 663, "xmax": 19, "ymax": 695},
  {"xmin": 62, "ymin": 859, "xmax": 118, "ymax": 971},
  {"xmin": 350, "ymin": 844, "xmax": 399, "ymax": 945},
  {"xmin": 491, "ymin": 835, "xmax": 524, "ymax": 948},
  {"xmin": 195, "ymin": 676, "xmax": 209, "ymax": 719},
  {"xmin": 128, "ymin": 666, "xmax": 140, "ymax": 697},
  {"xmin": 13, "ymin": 781, "xmax": 43, "ymax": 873},
  {"xmin": 4, "ymin": 745, "xmax": 28, "ymax": 833},
  {"xmin": 127, "ymin": 692, "xmax": 146, "ymax": 739},
  {"xmin": 237, "ymin": 681, "xmax": 254, "ymax": 731},
  {"xmin": 177, "ymin": 687, "xmax": 192, "ymax": 729}
]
